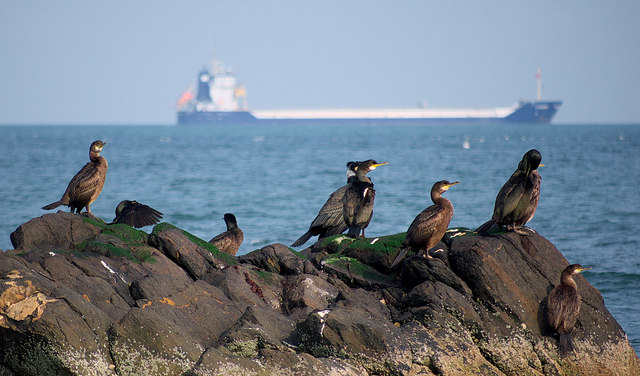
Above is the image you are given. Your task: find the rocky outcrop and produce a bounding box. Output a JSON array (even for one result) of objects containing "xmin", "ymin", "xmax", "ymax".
[{"xmin": 1, "ymin": 212, "xmax": 638, "ymax": 375}]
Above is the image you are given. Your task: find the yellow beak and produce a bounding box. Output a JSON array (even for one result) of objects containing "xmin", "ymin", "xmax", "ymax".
[{"xmin": 369, "ymin": 162, "xmax": 388, "ymax": 170}]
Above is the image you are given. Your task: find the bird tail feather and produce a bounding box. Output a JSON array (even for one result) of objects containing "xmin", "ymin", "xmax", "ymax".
[
  {"xmin": 559, "ymin": 333, "xmax": 574, "ymax": 353},
  {"xmin": 42, "ymin": 201, "xmax": 64, "ymax": 210},
  {"xmin": 475, "ymin": 219, "xmax": 496, "ymax": 234},
  {"xmin": 347, "ymin": 226, "xmax": 360, "ymax": 236},
  {"xmin": 390, "ymin": 248, "xmax": 410, "ymax": 269},
  {"xmin": 291, "ymin": 231, "xmax": 313, "ymax": 247}
]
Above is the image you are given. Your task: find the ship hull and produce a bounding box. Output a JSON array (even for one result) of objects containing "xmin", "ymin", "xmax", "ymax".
[{"xmin": 177, "ymin": 101, "xmax": 562, "ymax": 125}]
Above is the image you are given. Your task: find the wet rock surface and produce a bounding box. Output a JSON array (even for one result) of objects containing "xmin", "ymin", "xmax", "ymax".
[{"xmin": 1, "ymin": 214, "xmax": 638, "ymax": 375}]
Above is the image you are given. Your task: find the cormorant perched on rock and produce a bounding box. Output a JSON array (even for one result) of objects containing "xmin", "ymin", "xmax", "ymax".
[
  {"xmin": 547, "ymin": 264, "xmax": 591, "ymax": 353},
  {"xmin": 343, "ymin": 159, "xmax": 387, "ymax": 237},
  {"xmin": 42, "ymin": 140, "xmax": 108, "ymax": 215},
  {"xmin": 209, "ymin": 213, "xmax": 244, "ymax": 256},
  {"xmin": 476, "ymin": 149, "xmax": 542, "ymax": 235},
  {"xmin": 291, "ymin": 161, "xmax": 360, "ymax": 247},
  {"xmin": 112, "ymin": 200, "xmax": 163, "ymax": 228},
  {"xmin": 390, "ymin": 180, "xmax": 459, "ymax": 269}
]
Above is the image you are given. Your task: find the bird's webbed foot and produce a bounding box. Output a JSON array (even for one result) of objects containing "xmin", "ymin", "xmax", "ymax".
[
  {"xmin": 425, "ymin": 248, "xmax": 446, "ymax": 264},
  {"xmin": 512, "ymin": 226, "xmax": 533, "ymax": 236}
]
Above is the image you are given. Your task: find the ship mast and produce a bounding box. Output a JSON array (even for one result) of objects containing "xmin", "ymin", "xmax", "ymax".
[{"xmin": 536, "ymin": 68, "xmax": 542, "ymax": 101}]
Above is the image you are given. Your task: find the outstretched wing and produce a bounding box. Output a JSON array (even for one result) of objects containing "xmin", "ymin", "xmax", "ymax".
[{"xmin": 115, "ymin": 202, "xmax": 163, "ymax": 228}]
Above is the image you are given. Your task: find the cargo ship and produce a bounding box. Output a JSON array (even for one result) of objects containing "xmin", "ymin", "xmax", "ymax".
[{"xmin": 176, "ymin": 60, "xmax": 562, "ymax": 125}]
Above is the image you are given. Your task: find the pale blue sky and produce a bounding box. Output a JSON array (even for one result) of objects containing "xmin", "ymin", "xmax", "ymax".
[{"xmin": 1, "ymin": 1, "xmax": 639, "ymax": 124}]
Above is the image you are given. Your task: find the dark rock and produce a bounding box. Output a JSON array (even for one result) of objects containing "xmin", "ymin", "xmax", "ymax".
[
  {"xmin": 256, "ymin": 347, "xmax": 368, "ymax": 376},
  {"xmin": 128, "ymin": 250, "xmax": 193, "ymax": 301},
  {"xmin": 283, "ymin": 274, "xmax": 339, "ymax": 315},
  {"xmin": 205, "ymin": 264, "xmax": 285, "ymax": 312},
  {"xmin": 149, "ymin": 228, "xmax": 227, "ymax": 279},
  {"xmin": 290, "ymin": 305, "xmax": 406, "ymax": 373},
  {"xmin": 133, "ymin": 280, "xmax": 246, "ymax": 348},
  {"xmin": 404, "ymin": 280, "xmax": 481, "ymax": 324},
  {"xmin": 320, "ymin": 254, "xmax": 397, "ymax": 289},
  {"xmin": 238, "ymin": 243, "xmax": 307, "ymax": 275},
  {"xmin": 219, "ymin": 305, "xmax": 297, "ymax": 354},
  {"xmin": 10, "ymin": 212, "xmax": 101, "ymax": 250},
  {"xmin": 187, "ymin": 347, "xmax": 264, "ymax": 374},
  {"xmin": 333, "ymin": 287, "xmax": 392, "ymax": 321},
  {"xmin": 108, "ymin": 308, "xmax": 203, "ymax": 375},
  {"xmin": 400, "ymin": 255, "xmax": 472, "ymax": 295},
  {"xmin": 1, "ymin": 216, "xmax": 638, "ymax": 376}
]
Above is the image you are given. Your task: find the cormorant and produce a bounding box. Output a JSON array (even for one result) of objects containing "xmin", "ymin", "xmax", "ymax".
[
  {"xmin": 112, "ymin": 200, "xmax": 163, "ymax": 228},
  {"xmin": 547, "ymin": 263, "xmax": 591, "ymax": 353},
  {"xmin": 42, "ymin": 140, "xmax": 108, "ymax": 215},
  {"xmin": 390, "ymin": 180, "xmax": 459, "ymax": 268},
  {"xmin": 343, "ymin": 159, "xmax": 387, "ymax": 237},
  {"xmin": 291, "ymin": 161, "xmax": 359, "ymax": 247},
  {"xmin": 209, "ymin": 213, "xmax": 244, "ymax": 256},
  {"xmin": 476, "ymin": 149, "xmax": 542, "ymax": 235}
]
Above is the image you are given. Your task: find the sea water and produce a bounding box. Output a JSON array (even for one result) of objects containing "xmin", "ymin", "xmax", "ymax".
[{"xmin": 0, "ymin": 123, "xmax": 638, "ymax": 352}]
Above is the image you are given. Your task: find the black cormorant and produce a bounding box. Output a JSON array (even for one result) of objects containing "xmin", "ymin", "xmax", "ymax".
[
  {"xmin": 547, "ymin": 263, "xmax": 591, "ymax": 353},
  {"xmin": 390, "ymin": 180, "xmax": 459, "ymax": 268},
  {"xmin": 343, "ymin": 159, "xmax": 387, "ymax": 237},
  {"xmin": 209, "ymin": 213, "xmax": 244, "ymax": 256},
  {"xmin": 112, "ymin": 200, "xmax": 163, "ymax": 228},
  {"xmin": 476, "ymin": 149, "xmax": 542, "ymax": 235},
  {"xmin": 291, "ymin": 161, "xmax": 359, "ymax": 247},
  {"xmin": 42, "ymin": 140, "xmax": 108, "ymax": 215}
]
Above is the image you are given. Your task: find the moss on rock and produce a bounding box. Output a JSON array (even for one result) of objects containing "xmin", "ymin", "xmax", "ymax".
[
  {"xmin": 74, "ymin": 222, "xmax": 157, "ymax": 263},
  {"xmin": 152, "ymin": 222, "xmax": 238, "ymax": 266},
  {"xmin": 346, "ymin": 233, "xmax": 406, "ymax": 255}
]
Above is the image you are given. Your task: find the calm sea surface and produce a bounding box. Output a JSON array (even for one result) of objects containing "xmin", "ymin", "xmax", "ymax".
[{"xmin": 1, "ymin": 123, "xmax": 638, "ymax": 353}]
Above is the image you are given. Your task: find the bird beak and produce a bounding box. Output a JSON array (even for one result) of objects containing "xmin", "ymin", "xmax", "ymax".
[
  {"xmin": 370, "ymin": 162, "xmax": 388, "ymax": 170},
  {"xmin": 446, "ymin": 181, "xmax": 460, "ymax": 189},
  {"xmin": 539, "ymin": 164, "xmax": 545, "ymax": 167},
  {"xmin": 578, "ymin": 266, "xmax": 592, "ymax": 272}
]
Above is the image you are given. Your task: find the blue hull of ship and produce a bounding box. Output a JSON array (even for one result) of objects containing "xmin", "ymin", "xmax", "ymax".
[{"xmin": 177, "ymin": 101, "xmax": 562, "ymax": 125}]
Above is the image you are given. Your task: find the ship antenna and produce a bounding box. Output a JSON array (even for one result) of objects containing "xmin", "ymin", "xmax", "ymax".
[{"xmin": 536, "ymin": 68, "xmax": 542, "ymax": 101}]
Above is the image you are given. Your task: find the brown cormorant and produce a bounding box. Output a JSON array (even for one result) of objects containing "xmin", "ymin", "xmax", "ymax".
[
  {"xmin": 112, "ymin": 200, "xmax": 163, "ymax": 228},
  {"xmin": 547, "ymin": 263, "xmax": 591, "ymax": 353},
  {"xmin": 209, "ymin": 213, "xmax": 244, "ymax": 256},
  {"xmin": 42, "ymin": 140, "xmax": 108, "ymax": 215},
  {"xmin": 291, "ymin": 161, "xmax": 360, "ymax": 247},
  {"xmin": 476, "ymin": 149, "xmax": 542, "ymax": 235},
  {"xmin": 390, "ymin": 180, "xmax": 459, "ymax": 268},
  {"xmin": 343, "ymin": 159, "xmax": 387, "ymax": 237}
]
